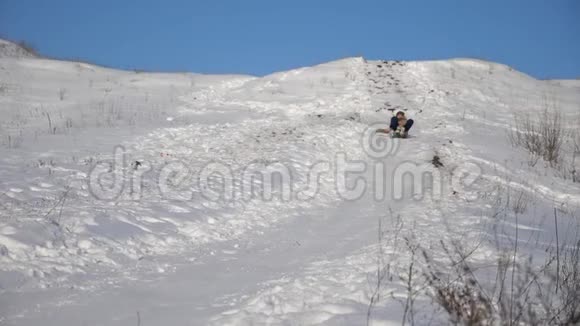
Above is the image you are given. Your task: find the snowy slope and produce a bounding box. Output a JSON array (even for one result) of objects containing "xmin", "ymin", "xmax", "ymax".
[{"xmin": 0, "ymin": 47, "xmax": 579, "ymax": 325}]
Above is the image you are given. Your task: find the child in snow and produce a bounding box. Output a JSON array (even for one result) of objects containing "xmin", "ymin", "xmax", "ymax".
[
  {"xmin": 390, "ymin": 111, "xmax": 414, "ymax": 134},
  {"xmin": 393, "ymin": 117, "xmax": 408, "ymax": 138},
  {"xmin": 376, "ymin": 111, "xmax": 414, "ymax": 136}
]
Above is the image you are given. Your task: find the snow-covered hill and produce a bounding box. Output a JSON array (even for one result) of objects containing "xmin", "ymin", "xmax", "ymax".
[{"xmin": 0, "ymin": 46, "xmax": 579, "ymax": 325}]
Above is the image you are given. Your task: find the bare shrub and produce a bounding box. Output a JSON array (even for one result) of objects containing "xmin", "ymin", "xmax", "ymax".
[
  {"xmin": 509, "ymin": 107, "xmax": 565, "ymax": 167},
  {"xmin": 6, "ymin": 134, "xmax": 23, "ymax": 149},
  {"xmin": 569, "ymin": 122, "xmax": 580, "ymax": 183},
  {"xmin": 367, "ymin": 201, "xmax": 579, "ymax": 325},
  {"xmin": 367, "ymin": 216, "xmax": 388, "ymax": 326},
  {"xmin": 17, "ymin": 40, "xmax": 38, "ymax": 56},
  {"xmin": 552, "ymin": 240, "xmax": 580, "ymax": 325},
  {"xmin": 508, "ymin": 188, "xmax": 529, "ymax": 216},
  {"xmin": 43, "ymin": 111, "xmax": 56, "ymax": 134},
  {"xmin": 552, "ymin": 116, "xmax": 580, "ymax": 182},
  {"xmin": 367, "ymin": 210, "xmax": 404, "ymax": 326},
  {"xmin": 398, "ymin": 237, "xmax": 421, "ymax": 326},
  {"xmin": 421, "ymin": 238, "xmax": 580, "ymax": 326},
  {"xmin": 422, "ymin": 241, "xmax": 495, "ymax": 326}
]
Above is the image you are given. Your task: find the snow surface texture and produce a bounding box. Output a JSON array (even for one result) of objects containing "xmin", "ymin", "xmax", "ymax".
[{"xmin": 0, "ymin": 39, "xmax": 579, "ymax": 325}]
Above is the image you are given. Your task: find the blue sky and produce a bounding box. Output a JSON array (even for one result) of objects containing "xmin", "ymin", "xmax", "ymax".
[{"xmin": 1, "ymin": 0, "xmax": 579, "ymax": 78}]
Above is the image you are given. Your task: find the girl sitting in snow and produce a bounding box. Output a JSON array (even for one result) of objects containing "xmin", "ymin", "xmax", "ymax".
[{"xmin": 376, "ymin": 111, "xmax": 414, "ymax": 137}]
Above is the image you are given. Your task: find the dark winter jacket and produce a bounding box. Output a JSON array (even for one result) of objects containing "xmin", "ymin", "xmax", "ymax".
[
  {"xmin": 390, "ymin": 116, "xmax": 399, "ymax": 130},
  {"xmin": 390, "ymin": 116, "xmax": 415, "ymax": 132}
]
